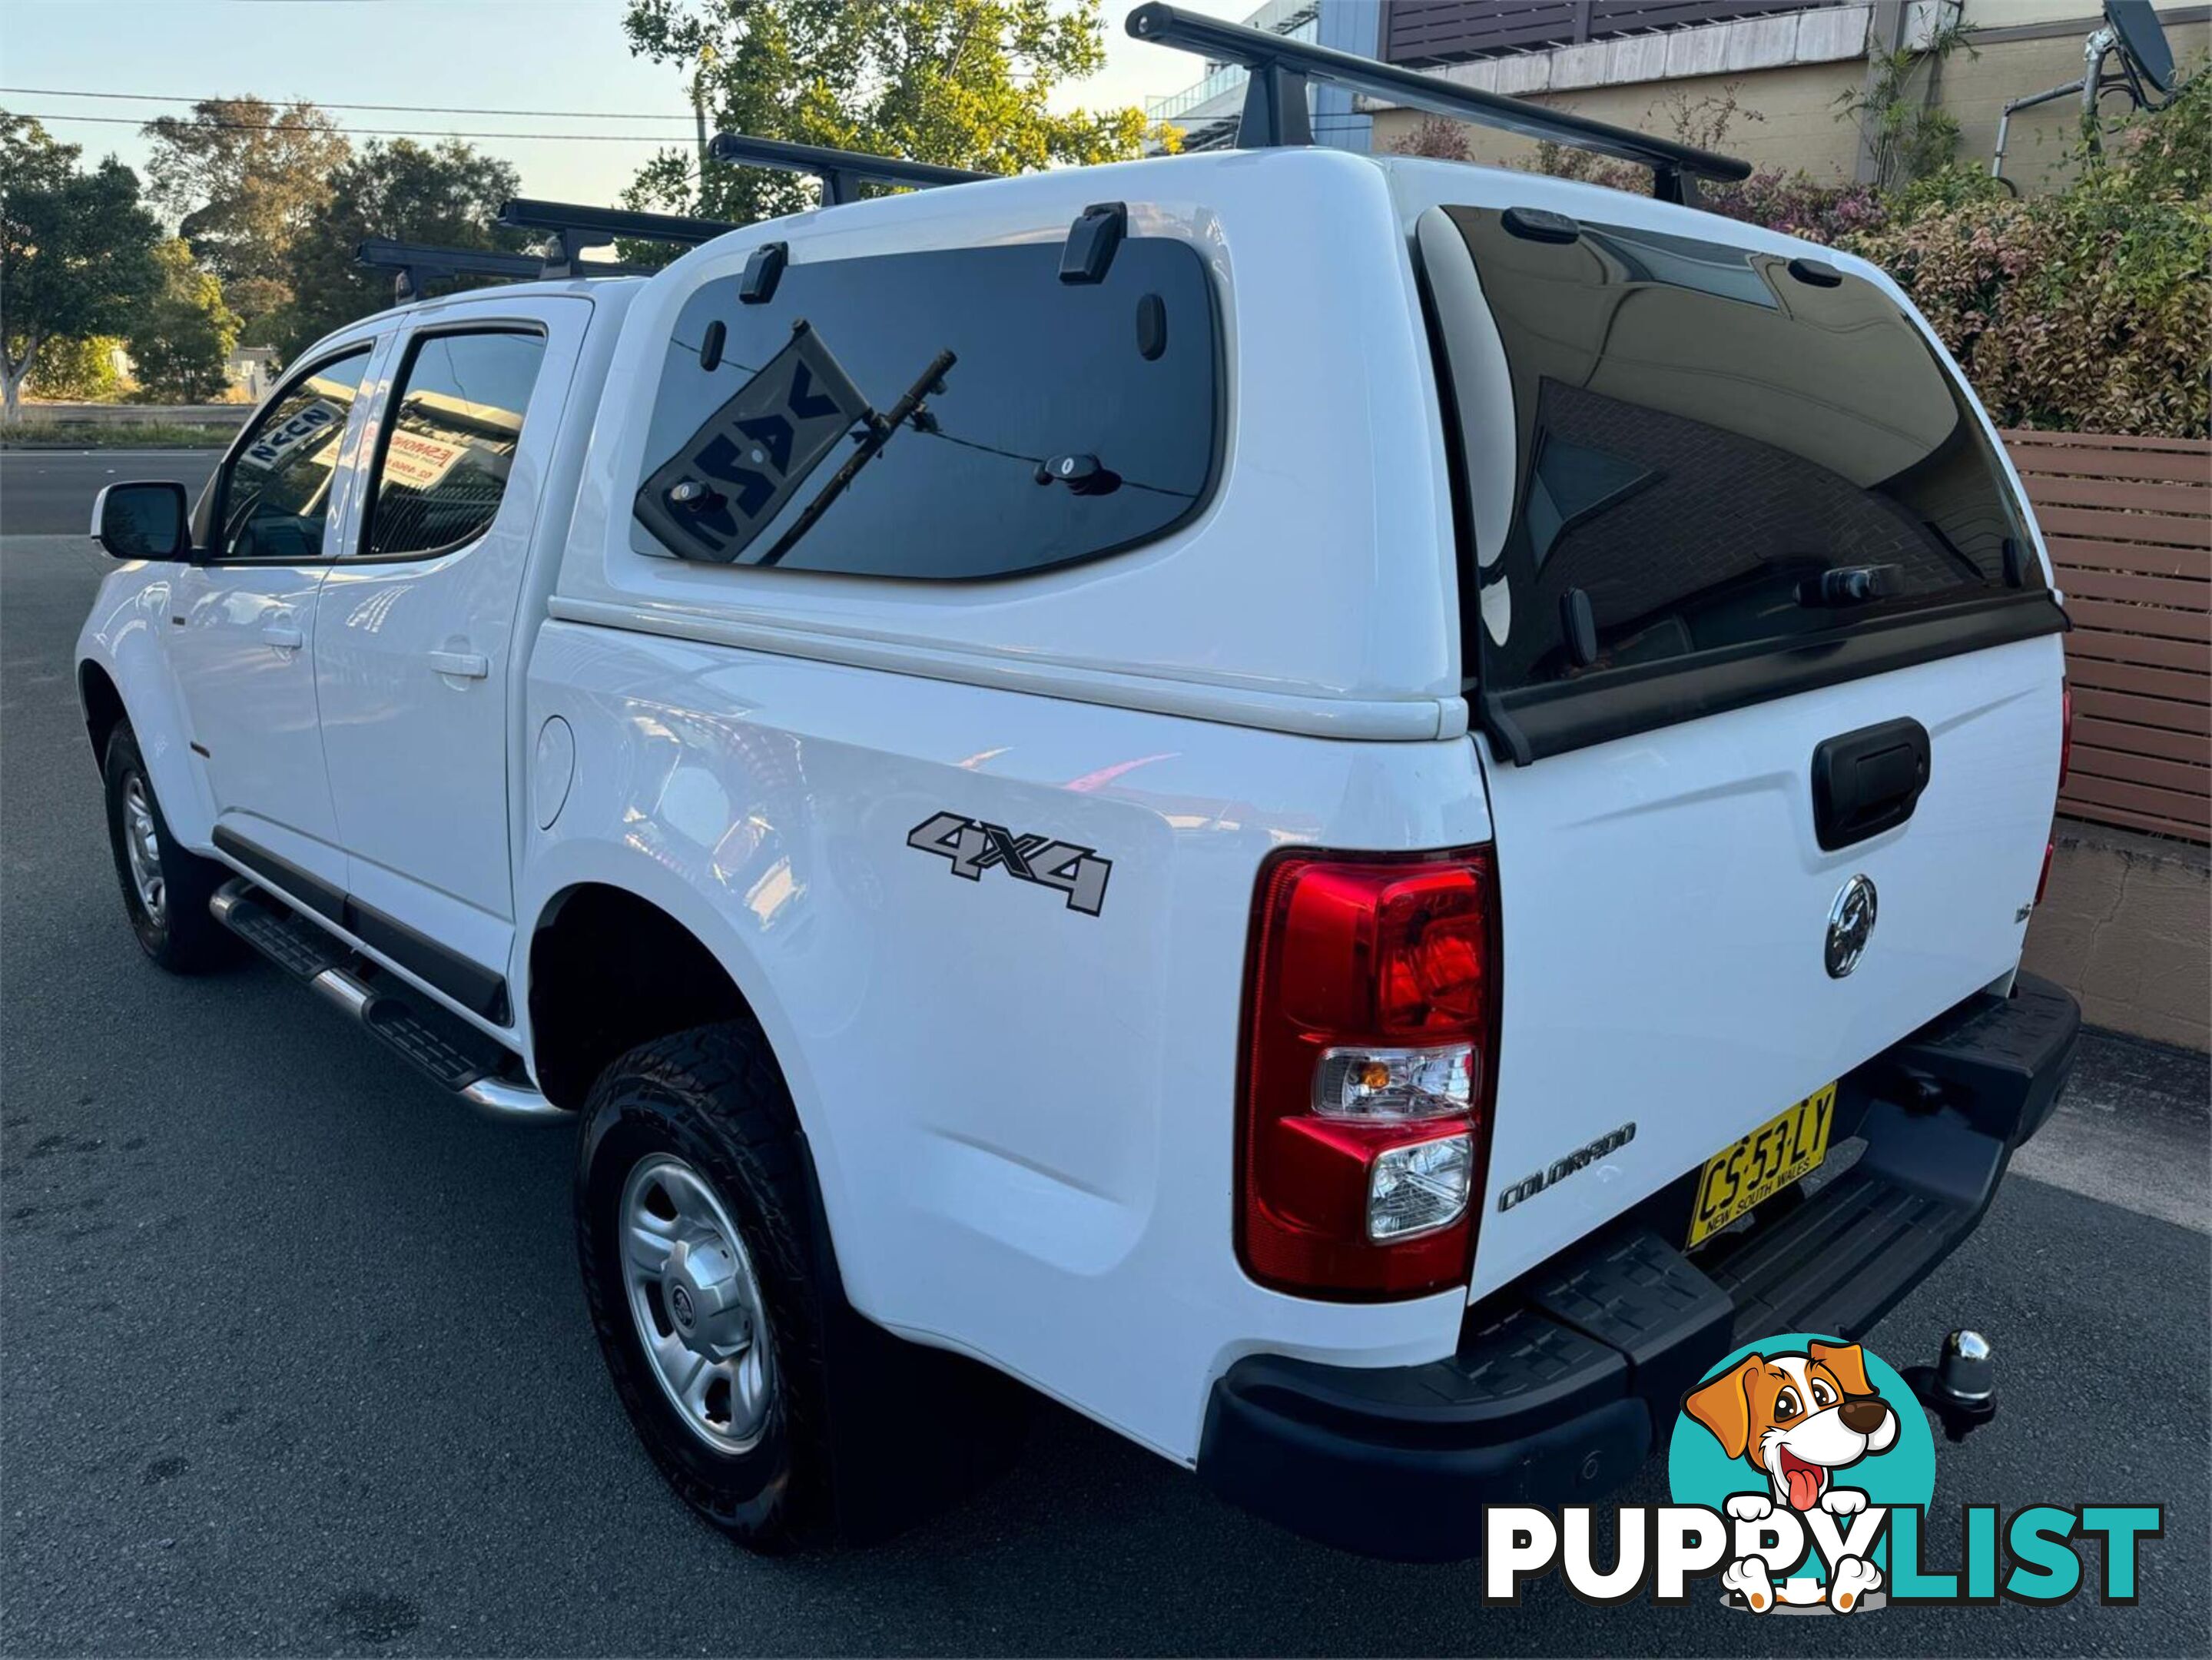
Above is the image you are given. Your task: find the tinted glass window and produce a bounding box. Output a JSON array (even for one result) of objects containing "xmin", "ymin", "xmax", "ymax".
[
  {"xmin": 215, "ymin": 349, "xmax": 370, "ymax": 560},
  {"xmin": 635, "ymin": 236, "xmax": 1219, "ymax": 579},
  {"xmin": 365, "ymin": 330, "xmax": 546, "ymax": 558},
  {"xmin": 1439, "ymin": 208, "xmax": 2036, "ymax": 693}
]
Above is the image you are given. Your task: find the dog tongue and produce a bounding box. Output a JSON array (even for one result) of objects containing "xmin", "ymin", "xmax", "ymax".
[{"xmin": 1785, "ymin": 1465, "xmax": 1822, "ymax": 1510}]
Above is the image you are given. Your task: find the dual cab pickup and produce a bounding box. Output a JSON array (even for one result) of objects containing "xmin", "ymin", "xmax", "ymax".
[{"xmin": 78, "ymin": 141, "xmax": 2076, "ymax": 1558}]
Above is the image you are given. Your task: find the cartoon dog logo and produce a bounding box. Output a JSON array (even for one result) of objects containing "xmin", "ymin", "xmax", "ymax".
[{"xmin": 1683, "ymin": 1340, "xmax": 1899, "ymax": 1612}]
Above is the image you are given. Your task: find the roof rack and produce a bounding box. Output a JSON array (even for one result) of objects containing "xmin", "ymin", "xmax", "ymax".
[
  {"xmin": 706, "ymin": 131, "xmax": 990, "ymax": 207},
  {"xmin": 1126, "ymin": 1, "xmax": 1750, "ymax": 204},
  {"xmin": 497, "ymin": 198, "xmax": 741, "ymax": 274},
  {"xmin": 356, "ymin": 239, "xmax": 546, "ymax": 304}
]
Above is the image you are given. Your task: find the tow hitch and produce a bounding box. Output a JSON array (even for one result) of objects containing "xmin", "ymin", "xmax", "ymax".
[{"xmin": 1905, "ymin": 1328, "xmax": 1998, "ymax": 1442}]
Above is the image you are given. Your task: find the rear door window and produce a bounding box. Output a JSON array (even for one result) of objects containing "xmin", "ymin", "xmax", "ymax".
[
  {"xmin": 361, "ymin": 329, "xmax": 547, "ymax": 559},
  {"xmin": 635, "ymin": 235, "xmax": 1219, "ymax": 579},
  {"xmin": 1423, "ymin": 206, "xmax": 2064, "ymax": 758}
]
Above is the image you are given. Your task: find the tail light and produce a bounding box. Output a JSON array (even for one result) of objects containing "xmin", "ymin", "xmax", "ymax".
[{"xmin": 1238, "ymin": 847, "xmax": 1499, "ymax": 1300}]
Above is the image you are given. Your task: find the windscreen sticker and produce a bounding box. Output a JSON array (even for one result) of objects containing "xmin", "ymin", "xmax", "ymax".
[{"xmin": 240, "ymin": 399, "xmax": 346, "ymax": 472}]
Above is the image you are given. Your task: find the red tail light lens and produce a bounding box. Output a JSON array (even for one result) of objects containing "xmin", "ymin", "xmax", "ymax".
[{"xmin": 1239, "ymin": 847, "xmax": 1499, "ymax": 1300}]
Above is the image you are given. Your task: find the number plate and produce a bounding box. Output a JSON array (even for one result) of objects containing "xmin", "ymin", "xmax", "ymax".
[{"xmin": 1686, "ymin": 1084, "xmax": 1836, "ymax": 1248}]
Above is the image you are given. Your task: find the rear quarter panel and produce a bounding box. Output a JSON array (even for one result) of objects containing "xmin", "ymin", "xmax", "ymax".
[{"xmin": 523, "ymin": 624, "xmax": 1494, "ymax": 1462}]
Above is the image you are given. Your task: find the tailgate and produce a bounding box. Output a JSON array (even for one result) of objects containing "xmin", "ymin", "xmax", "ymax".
[
  {"xmin": 1411, "ymin": 201, "xmax": 2069, "ymax": 1296},
  {"xmin": 1471, "ymin": 636, "xmax": 2062, "ymax": 1293}
]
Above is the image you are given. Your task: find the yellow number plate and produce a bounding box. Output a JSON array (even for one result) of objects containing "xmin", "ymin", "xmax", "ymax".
[{"xmin": 1687, "ymin": 1084, "xmax": 1836, "ymax": 1248}]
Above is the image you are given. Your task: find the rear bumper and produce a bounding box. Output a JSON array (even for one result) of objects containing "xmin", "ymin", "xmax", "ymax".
[{"xmin": 1197, "ymin": 972, "xmax": 2080, "ymax": 1562}]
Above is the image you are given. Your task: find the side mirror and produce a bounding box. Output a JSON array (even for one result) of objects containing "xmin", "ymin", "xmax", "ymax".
[{"xmin": 91, "ymin": 481, "xmax": 192, "ymax": 561}]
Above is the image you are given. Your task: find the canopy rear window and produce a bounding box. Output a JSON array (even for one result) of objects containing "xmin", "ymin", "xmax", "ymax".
[
  {"xmin": 634, "ymin": 235, "xmax": 1219, "ymax": 581},
  {"xmin": 1425, "ymin": 206, "xmax": 2067, "ymax": 762}
]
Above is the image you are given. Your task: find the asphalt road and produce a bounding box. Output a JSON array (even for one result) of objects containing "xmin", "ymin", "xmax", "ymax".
[
  {"xmin": 3, "ymin": 503, "xmax": 2207, "ymax": 1655},
  {"xmin": 1, "ymin": 450, "xmax": 222, "ymax": 536}
]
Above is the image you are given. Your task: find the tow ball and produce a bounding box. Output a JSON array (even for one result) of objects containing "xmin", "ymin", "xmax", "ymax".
[{"xmin": 1903, "ymin": 1329, "xmax": 1998, "ymax": 1442}]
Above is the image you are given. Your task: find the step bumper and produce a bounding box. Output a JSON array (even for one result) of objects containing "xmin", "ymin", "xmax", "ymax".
[{"xmin": 1197, "ymin": 974, "xmax": 2081, "ymax": 1562}]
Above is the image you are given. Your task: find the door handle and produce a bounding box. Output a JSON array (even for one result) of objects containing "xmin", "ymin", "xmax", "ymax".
[
  {"xmin": 261, "ymin": 623, "xmax": 305, "ymax": 649},
  {"xmin": 428, "ymin": 649, "xmax": 490, "ymax": 680},
  {"xmin": 1810, "ymin": 718, "xmax": 1931, "ymax": 851}
]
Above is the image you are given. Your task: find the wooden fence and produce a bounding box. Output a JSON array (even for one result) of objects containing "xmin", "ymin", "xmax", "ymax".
[{"xmin": 2003, "ymin": 429, "xmax": 2211, "ymax": 843}]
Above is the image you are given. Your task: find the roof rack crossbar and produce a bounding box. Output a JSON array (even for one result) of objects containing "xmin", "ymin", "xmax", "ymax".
[
  {"xmin": 356, "ymin": 238, "xmax": 544, "ymax": 304},
  {"xmin": 498, "ymin": 198, "xmax": 741, "ymax": 275},
  {"xmin": 1125, "ymin": 2, "xmax": 1751, "ymax": 203},
  {"xmin": 707, "ymin": 131, "xmax": 990, "ymax": 208}
]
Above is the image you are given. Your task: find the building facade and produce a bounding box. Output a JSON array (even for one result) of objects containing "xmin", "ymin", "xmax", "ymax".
[{"xmin": 1147, "ymin": 1, "xmax": 2207, "ymax": 186}]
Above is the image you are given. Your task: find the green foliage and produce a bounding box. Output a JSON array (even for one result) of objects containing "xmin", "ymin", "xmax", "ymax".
[
  {"xmin": 0, "ymin": 113, "xmax": 162, "ymax": 418},
  {"xmin": 620, "ymin": 0, "xmax": 1163, "ymax": 226},
  {"xmin": 1843, "ymin": 63, "xmax": 2212, "ymax": 438},
  {"xmin": 0, "ymin": 419, "xmax": 241, "ymax": 449},
  {"xmin": 143, "ymin": 98, "xmax": 350, "ymax": 338},
  {"xmin": 274, "ymin": 138, "xmax": 527, "ymax": 357},
  {"xmin": 129, "ymin": 238, "xmax": 242, "ymax": 402},
  {"xmin": 1833, "ymin": 18, "xmax": 1977, "ymax": 194},
  {"xmin": 30, "ymin": 335, "xmax": 129, "ymax": 401}
]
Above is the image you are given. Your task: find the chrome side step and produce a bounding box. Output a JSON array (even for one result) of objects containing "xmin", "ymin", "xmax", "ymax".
[{"xmin": 211, "ymin": 879, "xmax": 566, "ymax": 1123}]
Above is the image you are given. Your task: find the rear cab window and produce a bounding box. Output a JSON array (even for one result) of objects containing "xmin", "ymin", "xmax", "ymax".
[
  {"xmin": 632, "ymin": 234, "xmax": 1220, "ymax": 580},
  {"xmin": 1419, "ymin": 205, "xmax": 2068, "ymax": 762},
  {"xmin": 360, "ymin": 329, "xmax": 548, "ymax": 559}
]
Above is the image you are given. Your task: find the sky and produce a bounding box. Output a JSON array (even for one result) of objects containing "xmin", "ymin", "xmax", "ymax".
[{"xmin": 0, "ymin": 0, "xmax": 1256, "ymax": 212}]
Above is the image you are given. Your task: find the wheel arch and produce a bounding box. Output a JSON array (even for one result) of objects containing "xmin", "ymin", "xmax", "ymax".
[
  {"xmin": 525, "ymin": 879, "xmax": 791, "ymax": 1117},
  {"xmin": 75, "ymin": 639, "xmax": 214, "ymax": 851},
  {"xmin": 78, "ymin": 659, "xmax": 127, "ymax": 776}
]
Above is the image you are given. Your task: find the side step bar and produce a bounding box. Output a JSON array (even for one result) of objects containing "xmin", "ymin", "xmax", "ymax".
[{"xmin": 211, "ymin": 879, "xmax": 566, "ymax": 1122}]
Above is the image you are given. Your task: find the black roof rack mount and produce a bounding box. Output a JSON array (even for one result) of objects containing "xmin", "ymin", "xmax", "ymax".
[
  {"xmin": 1126, "ymin": 1, "xmax": 1751, "ymax": 204},
  {"xmin": 356, "ymin": 239, "xmax": 544, "ymax": 304},
  {"xmin": 707, "ymin": 131, "xmax": 990, "ymax": 207},
  {"xmin": 499, "ymin": 198, "xmax": 740, "ymax": 274}
]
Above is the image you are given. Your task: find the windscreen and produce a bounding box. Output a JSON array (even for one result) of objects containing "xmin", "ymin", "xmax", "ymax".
[{"xmin": 1436, "ymin": 207, "xmax": 2043, "ymax": 700}]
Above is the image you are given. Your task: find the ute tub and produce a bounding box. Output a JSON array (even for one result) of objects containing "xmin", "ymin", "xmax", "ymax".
[{"xmin": 1198, "ymin": 974, "xmax": 2080, "ymax": 1561}]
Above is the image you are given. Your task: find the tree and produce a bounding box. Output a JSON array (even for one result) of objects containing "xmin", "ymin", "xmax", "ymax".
[
  {"xmin": 129, "ymin": 238, "xmax": 241, "ymax": 402},
  {"xmin": 32, "ymin": 335, "xmax": 129, "ymax": 401},
  {"xmin": 142, "ymin": 98, "xmax": 350, "ymax": 336},
  {"xmin": 0, "ymin": 113, "xmax": 161, "ymax": 420},
  {"xmin": 619, "ymin": 0, "xmax": 1162, "ymax": 229},
  {"xmin": 274, "ymin": 138, "xmax": 525, "ymax": 355}
]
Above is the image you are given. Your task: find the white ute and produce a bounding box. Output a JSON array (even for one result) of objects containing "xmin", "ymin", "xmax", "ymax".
[{"xmin": 77, "ymin": 5, "xmax": 2079, "ymax": 1560}]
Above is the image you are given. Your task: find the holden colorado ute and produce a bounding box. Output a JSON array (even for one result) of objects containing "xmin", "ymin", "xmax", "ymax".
[{"xmin": 75, "ymin": 9, "xmax": 2079, "ymax": 1562}]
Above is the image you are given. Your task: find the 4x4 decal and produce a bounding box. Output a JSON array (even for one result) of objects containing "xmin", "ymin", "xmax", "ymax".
[{"xmin": 906, "ymin": 812, "xmax": 1112, "ymax": 917}]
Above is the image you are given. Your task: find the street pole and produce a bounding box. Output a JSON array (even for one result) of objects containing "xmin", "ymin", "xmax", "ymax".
[{"xmin": 694, "ymin": 43, "xmax": 717, "ymax": 216}]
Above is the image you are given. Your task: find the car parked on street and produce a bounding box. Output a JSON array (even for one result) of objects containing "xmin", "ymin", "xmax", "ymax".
[{"xmin": 74, "ymin": 5, "xmax": 2078, "ymax": 1561}]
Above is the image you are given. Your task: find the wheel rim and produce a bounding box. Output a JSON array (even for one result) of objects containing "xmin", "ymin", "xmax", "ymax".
[
  {"xmin": 618, "ymin": 1154, "xmax": 774, "ymax": 1455},
  {"xmin": 121, "ymin": 773, "xmax": 166, "ymax": 925}
]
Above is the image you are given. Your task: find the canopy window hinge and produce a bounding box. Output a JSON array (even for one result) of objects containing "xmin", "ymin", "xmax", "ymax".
[
  {"xmin": 739, "ymin": 241, "xmax": 788, "ymax": 305},
  {"xmin": 1060, "ymin": 204, "xmax": 1127, "ymax": 285}
]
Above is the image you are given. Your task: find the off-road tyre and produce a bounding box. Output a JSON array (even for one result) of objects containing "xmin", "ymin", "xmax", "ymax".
[
  {"xmin": 575, "ymin": 1022, "xmax": 836, "ymax": 1552},
  {"xmin": 101, "ymin": 723, "xmax": 243, "ymax": 974}
]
